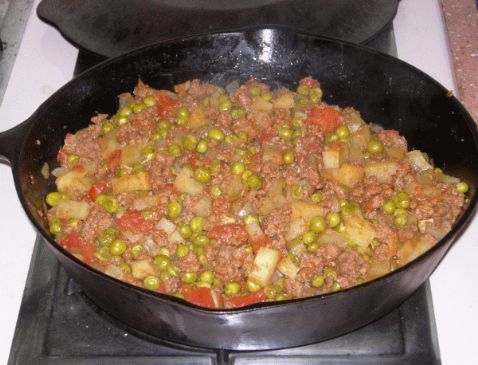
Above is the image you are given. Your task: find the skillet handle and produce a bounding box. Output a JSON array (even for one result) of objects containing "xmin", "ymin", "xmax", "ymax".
[{"xmin": 0, "ymin": 120, "xmax": 29, "ymax": 166}]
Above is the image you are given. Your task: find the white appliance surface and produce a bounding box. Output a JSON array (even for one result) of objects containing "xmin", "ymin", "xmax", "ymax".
[{"xmin": 0, "ymin": 0, "xmax": 476, "ymax": 364}]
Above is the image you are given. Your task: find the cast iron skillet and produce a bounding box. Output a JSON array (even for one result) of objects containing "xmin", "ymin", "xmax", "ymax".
[{"xmin": 0, "ymin": 28, "xmax": 477, "ymax": 350}]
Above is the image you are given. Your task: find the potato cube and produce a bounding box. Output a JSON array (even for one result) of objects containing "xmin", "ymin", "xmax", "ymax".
[
  {"xmin": 56, "ymin": 200, "xmax": 91, "ymax": 220},
  {"xmin": 121, "ymin": 143, "xmax": 146, "ymax": 166},
  {"xmin": 364, "ymin": 161, "xmax": 398, "ymax": 183},
  {"xmin": 248, "ymin": 247, "xmax": 281, "ymax": 287},
  {"xmin": 277, "ymin": 256, "xmax": 300, "ymax": 279},
  {"xmin": 342, "ymin": 215, "xmax": 376, "ymax": 251},
  {"xmin": 322, "ymin": 142, "xmax": 348, "ymax": 169},
  {"xmin": 56, "ymin": 166, "xmax": 93, "ymax": 197},
  {"xmin": 335, "ymin": 163, "xmax": 364, "ymax": 188},
  {"xmin": 112, "ymin": 171, "xmax": 151, "ymax": 194},
  {"xmin": 174, "ymin": 167, "xmax": 204, "ymax": 196},
  {"xmin": 273, "ymin": 92, "xmax": 295, "ymax": 109},
  {"xmin": 131, "ymin": 259, "xmax": 156, "ymax": 279}
]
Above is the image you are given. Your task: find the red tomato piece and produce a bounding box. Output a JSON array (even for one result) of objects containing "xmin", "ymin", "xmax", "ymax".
[
  {"xmin": 108, "ymin": 150, "xmax": 122, "ymax": 172},
  {"xmin": 116, "ymin": 211, "xmax": 155, "ymax": 234},
  {"xmin": 57, "ymin": 150, "xmax": 67, "ymax": 164},
  {"xmin": 300, "ymin": 77, "xmax": 321, "ymax": 89},
  {"xmin": 208, "ymin": 224, "xmax": 249, "ymax": 245},
  {"xmin": 251, "ymin": 235, "xmax": 272, "ymax": 253},
  {"xmin": 156, "ymin": 94, "xmax": 178, "ymax": 117},
  {"xmin": 88, "ymin": 183, "xmax": 107, "ymax": 201},
  {"xmin": 230, "ymin": 290, "xmax": 267, "ymax": 308},
  {"xmin": 256, "ymin": 126, "xmax": 277, "ymax": 143},
  {"xmin": 184, "ymin": 287, "xmax": 217, "ymax": 308},
  {"xmin": 306, "ymin": 106, "xmax": 341, "ymax": 134},
  {"xmin": 61, "ymin": 233, "xmax": 95, "ymax": 264}
]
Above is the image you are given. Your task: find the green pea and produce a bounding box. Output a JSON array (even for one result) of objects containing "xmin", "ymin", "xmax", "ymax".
[
  {"xmin": 193, "ymin": 235, "xmax": 209, "ymax": 246},
  {"xmin": 311, "ymin": 275, "xmax": 324, "ymax": 288},
  {"xmin": 231, "ymin": 162, "xmax": 245, "ymax": 175},
  {"xmin": 158, "ymin": 247, "xmax": 170, "ymax": 257},
  {"xmin": 341, "ymin": 201, "xmax": 361, "ymax": 216},
  {"xmin": 291, "ymin": 184, "xmax": 303, "ymax": 199},
  {"xmin": 244, "ymin": 214, "xmax": 259, "ymax": 225},
  {"xmin": 200, "ymin": 271, "xmax": 214, "ymax": 284},
  {"xmin": 102, "ymin": 121, "xmax": 115, "ymax": 134},
  {"xmin": 67, "ymin": 218, "xmax": 79, "ymax": 228},
  {"xmin": 46, "ymin": 191, "xmax": 64, "ymax": 207},
  {"xmin": 324, "ymin": 268, "xmax": 337, "ymax": 279},
  {"xmin": 283, "ymin": 150, "xmax": 295, "ymax": 164},
  {"xmin": 324, "ymin": 133, "xmax": 339, "ymax": 144},
  {"xmin": 332, "ymin": 281, "xmax": 341, "ymax": 292},
  {"xmin": 182, "ymin": 134, "xmax": 198, "ymax": 151},
  {"xmin": 115, "ymin": 116, "xmax": 129, "ymax": 125},
  {"xmin": 225, "ymin": 134, "xmax": 239, "ymax": 145},
  {"xmin": 144, "ymin": 275, "xmax": 160, "ymax": 290},
  {"xmin": 302, "ymin": 231, "xmax": 317, "ymax": 245},
  {"xmin": 456, "ymin": 182, "xmax": 469, "ymax": 193},
  {"xmin": 141, "ymin": 209, "xmax": 154, "ymax": 220},
  {"xmin": 393, "ymin": 212, "xmax": 408, "ymax": 227},
  {"xmin": 326, "ymin": 211, "xmax": 341, "ymax": 228},
  {"xmin": 49, "ymin": 219, "xmax": 62, "ymax": 235},
  {"xmin": 231, "ymin": 108, "xmax": 246, "ymax": 119},
  {"xmin": 158, "ymin": 119, "xmax": 171, "ymax": 130},
  {"xmin": 208, "ymin": 128, "xmax": 225, "ymax": 141},
  {"xmin": 181, "ymin": 272, "xmax": 198, "ymax": 283},
  {"xmin": 264, "ymin": 287, "xmax": 277, "ymax": 299},
  {"xmin": 193, "ymin": 167, "xmax": 211, "ymax": 183},
  {"xmin": 306, "ymin": 242, "xmax": 320, "ymax": 253},
  {"xmin": 210, "ymin": 159, "xmax": 221, "ymax": 173},
  {"xmin": 144, "ymin": 95, "xmax": 156, "ymax": 106},
  {"xmin": 176, "ymin": 106, "xmax": 190, "ymax": 121},
  {"xmin": 237, "ymin": 131, "xmax": 248, "ymax": 142},
  {"xmin": 248, "ymin": 85, "xmax": 262, "ymax": 96},
  {"xmin": 154, "ymin": 254, "xmax": 170, "ymax": 270},
  {"xmin": 367, "ymin": 139, "xmax": 384, "ymax": 154},
  {"xmin": 96, "ymin": 194, "xmax": 120, "ymax": 213},
  {"xmin": 297, "ymin": 84, "xmax": 310, "ymax": 95},
  {"xmin": 95, "ymin": 246, "xmax": 111, "ymax": 261},
  {"xmin": 311, "ymin": 192, "xmax": 323, "ymax": 203},
  {"xmin": 309, "ymin": 88, "xmax": 323, "ymax": 104},
  {"xmin": 276, "ymin": 293, "xmax": 291, "ymax": 301},
  {"xmin": 67, "ymin": 154, "xmax": 79, "ymax": 164},
  {"xmin": 292, "ymin": 116, "xmax": 304, "ymax": 128},
  {"xmin": 119, "ymin": 262, "xmax": 131, "ymax": 273},
  {"xmin": 247, "ymin": 174, "xmax": 262, "ymax": 190},
  {"xmin": 189, "ymin": 216, "xmax": 204, "ymax": 233},
  {"xmin": 247, "ymin": 280, "xmax": 261, "ymax": 292},
  {"xmin": 168, "ymin": 144, "xmax": 182, "ymax": 156},
  {"xmin": 176, "ymin": 244, "xmax": 189, "ymax": 258},
  {"xmin": 159, "ymin": 271, "xmax": 171, "ymax": 281},
  {"xmin": 117, "ymin": 166, "xmax": 130, "ymax": 177},
  {"xmin": 394, "ymin": 192, "xmax": 410, "ymax": 209},
  {"xmin": 382, "ymin": 200, "xmax": 396, "ymax": 214},
  {"xmin": 192, "ymin": 245, "xmax": 205, "ymax": 256},
  {"xmin": 109, "ymin": 239, "xmax": 127, "ymax": 256},
  {"xmin": 119, "ymin": 106, "xmax": 132, "ymax": 118},
  {"xmin": 151, "ymin": 132, "xmax": 163, "ymax": 141},
  {"xmin": 244, "ymin": 245, "xmax": 253, "ymax": 254},
  {"xmin": 288, "ymin": 238, "xmax": 303, "ymax": 250},
  {"xmin": 278, "ymin": 126, "xmax": 293, "ymax": 141},
  {"xmin": 167, "ymin": 200, "xmax": 182, "ymax": 219},
  {"xmin": 131, "ymin": 245, "xmax": 143, "ymax": 259},
  {"xmin": 133, "ymin": 103, "xmax": 146, "ymax": 113},
  {"xmin": 339, "ymin": 199, "xmax": 349, "ymax": 208},
  {"xmin": 167, "ymin": 264, "xmax": 180, "ymax": 277},
  {"xmin": 309, "ymin": 216, "xmax": 326, "ymax": 233},
  {"xmin": 335, "ymin": 125, "xmax": 350, "ymax": 139},
  {"xmin": 288, "ymin": 253, "xmax": 300, "ymax": 266},
  {"xmin": 225, "ymin": 282, "xmax": 241, "ymax": 296},
  {"xmin": 97, "ymin": 228, "xmax": 118, "ymax": 246},
  {"xmin": 142, "ymin": 145, "xmax": 156, "ymax": 161},
  {"xmin": 178, "ymin": 222, "xmax": 193, "ymax": 239},
  {"xmin": 210, "ymin": 185, "xmax": 222, "ymax": 199},
  {"xmin": 196, "ymin": 139, "xmax": 208, "ymax": 153},
  {"xmin": 262, "ymin": 92, "xmax": 273, "ymax": 101},
  {"xmin": 218, "ymin": 95, "xmax": 232, "ymax": 112}
]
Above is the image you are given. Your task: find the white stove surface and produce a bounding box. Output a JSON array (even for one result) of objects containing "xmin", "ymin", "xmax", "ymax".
[{"xmin": 0, "ymin": 0, "xmax": 476, "ymax": 364}]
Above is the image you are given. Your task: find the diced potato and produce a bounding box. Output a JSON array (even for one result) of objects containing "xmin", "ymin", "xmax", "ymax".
[
  {"xmin": 285, "ymin": 218, "xmax": 308, "ymax": 241},
  {"xmin": 112, "ymin": 171, "xmax": 152, "ymax": 194},
  {"xmin": 131, "ymin": 259, "xmax": 156, "ymax": 279},
  {"xmin": 407, "ymin": 150, "xmax": 433, "ymax": 171},
  {"xmin": 277, "ymin": 256, "xmax": 299, "ymax": 279},
  {"xmin": 188, "ymin": 110, "xmax": 208, "ymax": 130},
  {"xmin": 98, "ymin": 135, "xmax": 120, "ymax": 159},
  {"xmin": 316, "ymin": 228, "xmax": 347, "ymax": 247},
  {"xmin": 367, "ymin": 259, "xmax": 390, "ymax": 280},
  {"xmin": 405, "ymin": 182, "xmax": 441, "ymax": 198},
  {"xmin": 156, "ymin": 218, "xmax": 184, "ymax": 244},
  {"xmin": 384, "ymin": 146, "xmax": 406, "ymax": 160},
  {"xmin": 121, "ymin": 143, "xmax": 146, "ymax": 166},
  {"xmin": 342, "ymin": 215, "xmax": 376, "ymax": 251},
  {"xmin": 262, "ymin": 143, "xmax": 283, "ymax": 164},
  {"xmin": 335, "ymin": 163, "xmax": 364, "ymax": 188},
  {"xmin": 174, "ymin": 167, "xmax": 204, "ymax": 196},
  {"xmin": 273, "ymin": 92, "xmax": 295, "ymax": 109},
  {"xmin": 245, "ymin": 221, "xmax": 264, "ymax": 241},
  {"xmin": 343, "ymin": 108, "xmax": 366, "ymax": 133},
  {"xmin": 56, "ymin": 166, "xmax": 93, "ymax": 197},
  {"xmin": 133, "ymin": 195, "xmax": 160, "ymax": 210},
  {"xmin": 257, "ymin": 179, "xmax": 287, "ymax": 215},
  {"xmin": 252, "ymin": 96, "xmax": 273, "ymax": 112},
  {"xmin": 396, "ymin": 235, "xmax": 434, "ymax": 266},
  {"xmin": 248, "ymin": 247, "xmax": 281, "ymax": 287},
  {"xmin": 192, "ymin": 195, "xmax": 212, "ymax": 217},
  {"xmin": 289, "ymin": 201, "xmax": 326, "ymax": 222},
  {"xmin": 322, "ymin": 141, "xmax": 348, "ymax": 169},
  {"xmin": 223, "ymin": 175, "xmax": 244, "ymax": 201},
  {"xmin": 364, "ymin": 161, "xmax": 398, "ymax": 183},
  {"xmin": 56, "ymin": 199, "xmax": 91, "ymax": 220},
  {"xmin": 349, "ymin": 125, "xmax": 371, "ymax": 150}
]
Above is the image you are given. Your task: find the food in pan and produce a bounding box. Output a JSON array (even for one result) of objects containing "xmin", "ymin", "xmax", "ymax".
[{"xmin": 45, "ymin": 78, "xmax": 469, "ymax": 308}]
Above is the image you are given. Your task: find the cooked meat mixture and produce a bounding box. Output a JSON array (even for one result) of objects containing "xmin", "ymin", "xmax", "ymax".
[{"xmin": 45, "ymin": 78, "xmax": 469, "ymax": 309}]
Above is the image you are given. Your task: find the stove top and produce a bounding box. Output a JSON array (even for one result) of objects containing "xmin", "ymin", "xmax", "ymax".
[{"xmin": 8, "ymin": 237, "xmax": 440, "ymax": 365}]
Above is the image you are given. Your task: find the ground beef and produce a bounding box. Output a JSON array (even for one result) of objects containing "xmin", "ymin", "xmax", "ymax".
[{"xmin": 79, "ymin": 205, "xmax": 113, "ymax": 244}]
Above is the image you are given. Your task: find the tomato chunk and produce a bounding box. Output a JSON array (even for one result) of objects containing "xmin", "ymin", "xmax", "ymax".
[
  {"xmin": 230, "ymin": 290, "xmax": 267, "ymax": 308},
  {"xmin": 108, "ymin": 150, "xmax": 122, "ymax": 171},
  {"xmin": 306, "ymin": 106, "xmax": 341, "ymax": 134},
  {"xmin": 157, "ymin": 94, "xmax": 178, "ymax": 117},
  {"xmin": 88, "ymin": 183, "xmax": 107, "ymax": 201},
  {"xmin": 61, "ymin": 233, "xmax": 95, "ymax": 264},
  {"xmin": 184, "ymin": 287, "xmax": 217, "ymax": 308},
  {"xmin": 116, "ymin": 211, "xmax": 155, "ymax": 234}
]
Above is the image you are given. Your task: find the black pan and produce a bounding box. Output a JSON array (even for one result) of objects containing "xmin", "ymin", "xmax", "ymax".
[{"xmin": 0, "ymin": 28, "xmax": 477, "ymax": 350}]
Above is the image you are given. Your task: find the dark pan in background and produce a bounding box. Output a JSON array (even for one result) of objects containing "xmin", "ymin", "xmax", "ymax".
[
  {"xmin": 37, "ymin": 0, "xmax": 398, "ymax": 58},
  {"xmin": 0, "ymin": 28, "xmax": 476, "ymax": 350}
]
